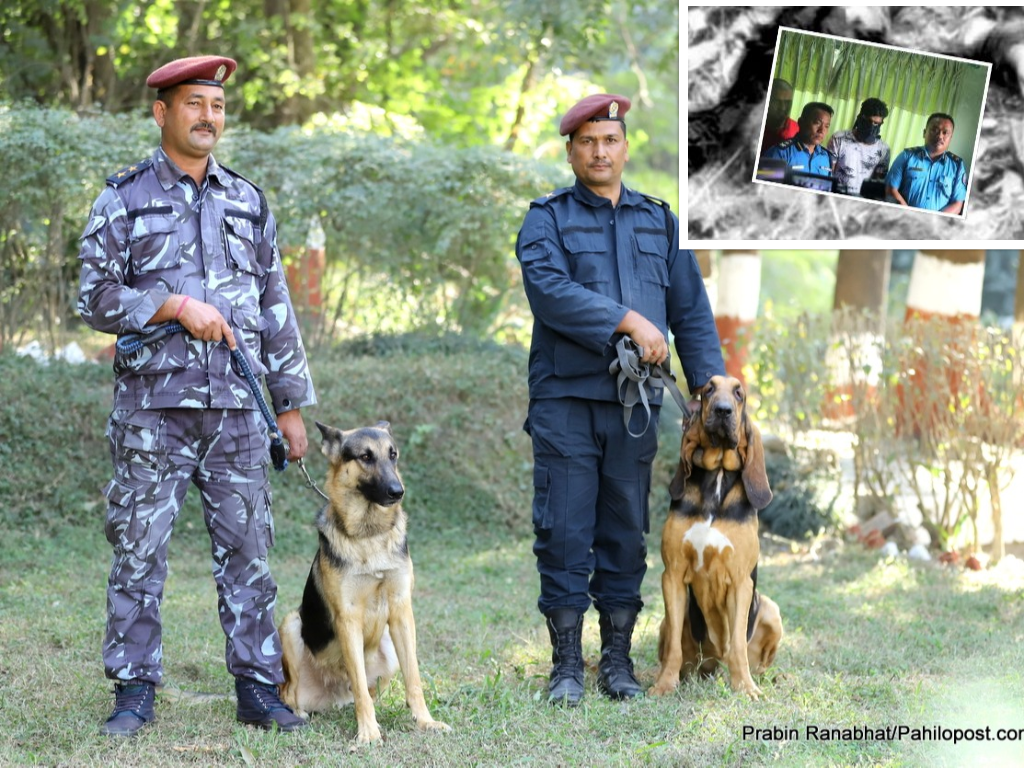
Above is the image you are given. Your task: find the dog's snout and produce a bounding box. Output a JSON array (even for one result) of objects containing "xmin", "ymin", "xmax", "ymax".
[
  {"xmin": 713, "ymin": 400, "xmax": 734, "ymax": 415},
  {"xmin": 387, "ymin": 482, "xmax": 405, "ymax": 502}
]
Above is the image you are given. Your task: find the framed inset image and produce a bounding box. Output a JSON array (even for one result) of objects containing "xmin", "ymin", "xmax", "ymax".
[{"xmin": 754, "ymin": 27, "xmax": 990, "ymax": 219}]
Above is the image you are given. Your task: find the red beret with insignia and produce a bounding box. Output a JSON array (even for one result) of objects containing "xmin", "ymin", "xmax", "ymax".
[
  {"xmin": 559, "ymin": 93, "xmax": 632, "ymax": 136},
  {"xmin": 146, "ymin": 56, "xmax": 237, "ymax": 90}
]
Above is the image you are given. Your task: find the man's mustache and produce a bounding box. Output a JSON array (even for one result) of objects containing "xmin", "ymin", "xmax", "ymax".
[{"xmin": 191, "ymin": 122, "xmax": 218, "ymax": 135}]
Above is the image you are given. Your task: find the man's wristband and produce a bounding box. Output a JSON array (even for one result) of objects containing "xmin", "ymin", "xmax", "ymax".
[{"xmin": 174, "ymin": 296, "xmax": 190, "ymax": 319}]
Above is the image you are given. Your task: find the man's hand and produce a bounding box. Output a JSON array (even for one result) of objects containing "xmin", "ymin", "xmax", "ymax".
[
  {"xmin": 617, "ymin": 309, "xmax": 669, "ymax": 365},
  {"xmin": 151, "ymin": 294, "xmax": 236, "ymax": 349},
  {"xmin": 276, "ymin": 409, "xmax": 308, "ymax": 461},
  {"xmin": 176, "ymin": 297, "xmax": 236, "ymax": 350}
]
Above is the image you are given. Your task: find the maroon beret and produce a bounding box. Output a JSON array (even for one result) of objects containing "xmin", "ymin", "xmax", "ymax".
[
  {"xmin": 559, "ymin": 93, "xmax": 632, "ymax": 136},
  {"xmin": 146, "ymin": 56, "xmax": 237, "ymax": 90}
]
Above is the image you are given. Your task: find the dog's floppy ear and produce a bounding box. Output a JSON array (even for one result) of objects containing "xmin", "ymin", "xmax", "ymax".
[
  {"xmin": 669, "ymin": 410, "xmax": 705, "ymax": 501},
  {"xmin": 740, "ymin": 412, "xmax": 773, "ymax": 510},
  {"xmin": 316, "ymin": 421, "xmax": 346, "ymax": 462}
]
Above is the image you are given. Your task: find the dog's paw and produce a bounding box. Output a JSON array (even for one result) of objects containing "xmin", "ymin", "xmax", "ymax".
[
  {"xmin": 737, "ymin": 681, "xmax": 762, "ymax": 701},
  {"xmin": 355, "ymin": 723, "xmax": 383, "ymax": 743},
  {"xmin": 647, "ymin": 680, "xmax": 678, "ymax": 697},
  {"xmin": 417, "ymin": 719, "xmax": 452, "ymax": 733}
]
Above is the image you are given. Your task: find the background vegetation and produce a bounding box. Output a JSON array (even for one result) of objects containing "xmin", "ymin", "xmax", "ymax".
[{"xmin": 0, "ymin": 1, "xmax": 679, "ymax": 352}]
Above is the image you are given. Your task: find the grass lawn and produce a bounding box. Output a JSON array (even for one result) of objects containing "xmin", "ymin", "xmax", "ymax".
[
  {"xmin": 2, "ymin": 346, "xmax": 1022, "ymax": 766},
  {"xmin": 3, "ymin": 515, "xmax": 1023, "ymax": 767}
]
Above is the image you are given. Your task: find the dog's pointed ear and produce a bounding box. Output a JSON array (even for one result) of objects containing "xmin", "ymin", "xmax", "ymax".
[
  {"xmin": 740, "ymin": 413, "xmax": 773, "ymax": 511},
  {"xmin": 375, "ymin": 420, "xmax": 392, "ymax": 435},
  {"xmin": 316, "ymin": 421, "xmax": 345, "ymax": 462}
]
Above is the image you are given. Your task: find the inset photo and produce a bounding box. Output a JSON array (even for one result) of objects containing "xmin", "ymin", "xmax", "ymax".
[
  {"xmin": 686, "ymin": 6, "xmax": 1024, "ymax": 242},
  {"xmin": 754, "ymin": 27, "xmax": 989, "ymax": 219}
]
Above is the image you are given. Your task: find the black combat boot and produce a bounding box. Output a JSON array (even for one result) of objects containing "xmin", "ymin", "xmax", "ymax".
[
  {"xmin": 100, "ymin": 680, "xmax": 156, "ymax": 736},
  {"xmin": 235, "ymin": 677, "xmax": 307, "ymax": 732},
  {"xmin": 597, "ymin": 607, "xmax": 642, "ymax": 700},
  {"xmin": 545, "ymin": 608, "xmax": 585, "ymax": 706}
]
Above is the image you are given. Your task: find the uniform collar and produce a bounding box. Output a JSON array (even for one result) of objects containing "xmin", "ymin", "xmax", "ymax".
[
  {"xmin": 153, "ymin": 146, "xmax": 232, "ymax": 190},
  {"xmin": 794, "ymin": 139, "xmax": 828, "ymax": 156},
  {"xmin": 572, "ymin": 178, "xmax": 644, "ymax": 208},
  {"xmin": 912, "ymin": 146, "xmax": 953, "ymax": 164}
]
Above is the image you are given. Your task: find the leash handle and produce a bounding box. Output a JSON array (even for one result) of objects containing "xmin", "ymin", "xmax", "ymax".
[
  {"xmin": 114, "ymin": 322, "xmax": 289, "ymax": 472},
  {"xmin": 610, "ymin": 337, "xmax": 692, "ymax": 437}
]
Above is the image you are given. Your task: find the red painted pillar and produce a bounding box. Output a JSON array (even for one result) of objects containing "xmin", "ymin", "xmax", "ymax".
[
  {"xmin": 285, "ymin": 217, "xmax": 326, "ymax": 313},
  {"xmin": 715, "ymin": 250, "xmax": 761, "ymax": 383},
  {"xmin": 901, "ymin": 249, "xmax": 986, "ymax": 435},
  {"xmin": 824, "ymin": 250, "xmax": 890, "ymax": 421}
]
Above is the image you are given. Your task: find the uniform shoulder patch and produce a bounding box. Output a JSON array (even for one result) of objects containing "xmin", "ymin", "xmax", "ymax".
[
  {"xmin": 106, "ymin": 158, "xmax": 152, "ymax": 187},
  {"xmin": 530, "ymin": 187, "xmax": 572, "ymax": 206},
  {"xmin": 642, "ymin": 193, "xmax": 670, "ymax": 209},
  {"xmin": 774, "ymin": 140, "xmax": 792, "ymax": 149},
  {"xmin": 947, "ymin": 152, "xmax": 963, "ymax": 164}
]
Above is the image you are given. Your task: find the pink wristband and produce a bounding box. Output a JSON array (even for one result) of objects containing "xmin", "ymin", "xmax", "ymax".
[{"xmin": 174, "ymin": 296, "xmax": 190, "ymax": 319}]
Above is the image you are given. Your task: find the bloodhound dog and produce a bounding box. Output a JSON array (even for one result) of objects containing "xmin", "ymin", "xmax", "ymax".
[{"xmin": 649, "ymin": 375, "xmax": 782, "ymax": 700}]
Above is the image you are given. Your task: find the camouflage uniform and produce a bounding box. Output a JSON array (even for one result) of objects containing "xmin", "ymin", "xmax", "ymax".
[{"xmin": 78, "ymin": 146, "xmax": 316, "ymax": 686}]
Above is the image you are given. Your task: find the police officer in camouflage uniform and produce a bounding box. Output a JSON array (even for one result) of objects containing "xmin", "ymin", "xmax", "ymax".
[
  {"xmin": 77, "ymin": 55, "xmax": 316, "ymax": 736},
  {"xmin": 515, "ymin": 94, "xmax": 724, "ymax": 707}
]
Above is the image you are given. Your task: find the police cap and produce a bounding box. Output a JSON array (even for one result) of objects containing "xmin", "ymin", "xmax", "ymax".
[
  {"xmin": 559, "ymin": 93, "xmax": 631, "ymax": 137},
  {"xmin": 146, "ymin": 55, "xmax": 237, "ymax": 90}
]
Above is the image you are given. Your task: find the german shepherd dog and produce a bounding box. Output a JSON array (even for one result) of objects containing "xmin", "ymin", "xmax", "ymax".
[{"xmin": 278, "ymin": 421, "xmax": 450, "ymax": 743}]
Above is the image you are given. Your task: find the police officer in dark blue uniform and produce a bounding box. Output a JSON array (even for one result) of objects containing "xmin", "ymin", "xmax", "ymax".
[
  {"xmin": 886, "ymin": 112, "xmax": 968, "ymax": 215},
  {"xmin": 515, "ymin": 94, "xmax": 724, "ymax": 706},
  {"xmin": 761, "ymin": 101, "xmax": 836, "ymax": 180}
]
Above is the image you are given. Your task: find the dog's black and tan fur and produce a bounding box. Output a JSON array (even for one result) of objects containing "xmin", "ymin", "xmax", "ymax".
[
  {"xmin": 278, "ymin": 421, "xmax": 449, "ymax": 743},
  {"xmin": 649, "ymin": 376, "xmax": 783, "ymax": 700}
]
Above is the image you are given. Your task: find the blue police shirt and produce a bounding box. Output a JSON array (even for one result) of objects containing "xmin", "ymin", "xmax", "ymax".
[
  {"xmin": 515, "ymin": 180, "xmax": 723, "ymax": 402},
  {"xmin": 761, "ymin": 139, "xmax": 834, "ymax": 177},
  {"xmin": 885, "ymin": 146, "xmax": 967, "ymax": 211}
]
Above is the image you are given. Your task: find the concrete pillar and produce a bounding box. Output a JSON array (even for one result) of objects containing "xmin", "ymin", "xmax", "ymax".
[
  {"xmin": 716, "ymin": 250, "xmax": 761, "ymax": 383},
  {"xmin": 901, "ymin": 249, "xmax": 986, "ymax": 435},
  {"xmin": 905, "ymin": 250, "xmax": 985, "ymax": 322},
  {"xmin": 824, "ymin": 250, "xmax": 890, "ymax": 420},
  {"xmin": 693, "ymin": 249, "xmax": 716, "ymax": 320},
  {"xmin": 285, "ymin": 217, "xmax": 327, "ymax": 318}
]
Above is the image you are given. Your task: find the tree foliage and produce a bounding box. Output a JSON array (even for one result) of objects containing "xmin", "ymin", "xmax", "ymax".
[
  {"xmin": 0, "ymin": 104, "xmax": 567, "ymax": 350},
  {"xmin": 0, "ymin": 1, "xmax": 679, "ymax": 349}
]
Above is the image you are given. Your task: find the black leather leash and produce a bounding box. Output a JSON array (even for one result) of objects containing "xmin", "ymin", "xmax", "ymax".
[{"xmin": 609, "ymin": 336, "xmax": 691, "ymax": 438}]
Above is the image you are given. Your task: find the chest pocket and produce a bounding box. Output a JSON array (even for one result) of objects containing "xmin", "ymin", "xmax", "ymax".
[
  {"xmin": 633, "ymin": 231, "xmax": 669, "ymax": 287},
  {"xmin": 224, "ymin": 214, "xmax": 265, "ymax": 277},
  {"xmin": 128, "ymin": 208, "xmax": 182, "ymax": 274},
  {"xmin": 562, "ymin": 228, "xmax": 607, "ymax": 288}
]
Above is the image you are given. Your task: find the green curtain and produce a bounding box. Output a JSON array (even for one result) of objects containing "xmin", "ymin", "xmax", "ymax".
[{"xmin": 773, "ymin": 31, "xmax": 970, "ymax": 166}]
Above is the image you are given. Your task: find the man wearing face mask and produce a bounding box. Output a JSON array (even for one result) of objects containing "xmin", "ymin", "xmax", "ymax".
[
  {"xmin": 885, "ymin": 112, "xmax": 968, "ymax": 214},
  {"xmin": 827, "ymin": 98, "xmax": 891, "ymax": 197}
]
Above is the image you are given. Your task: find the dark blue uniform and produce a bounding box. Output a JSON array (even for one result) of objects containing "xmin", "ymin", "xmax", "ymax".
[
  {"xmin": 516, "ymin": 180, "xmax": 723, "ymax": 615},
  {"xmin": 885, "ymin": 146, "xmax": 968, "ymax": 211},
  {"xmin": 762, "ymin": 139, "xmax": 834, "ymax": 177}
]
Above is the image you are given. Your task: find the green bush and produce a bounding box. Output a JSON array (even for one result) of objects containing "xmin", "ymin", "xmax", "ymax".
[
  {"xmin": 0, "ymin": 104, "xmax": 568, "ymax": 352},
  {"xmin": 0, "ymin": 341, "xmax": 537, "ymax": 538}
]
